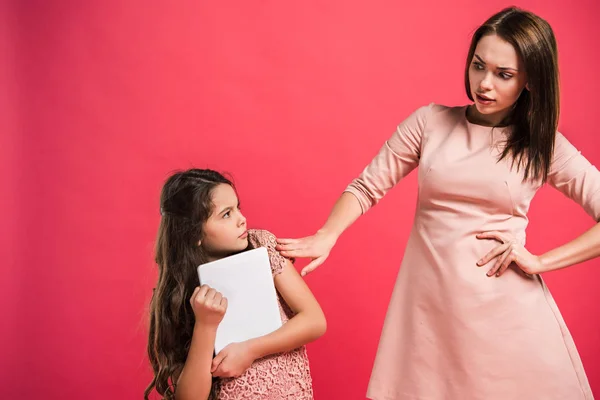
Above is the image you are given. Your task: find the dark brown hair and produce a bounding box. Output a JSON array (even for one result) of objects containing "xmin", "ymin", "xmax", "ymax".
[
  {"xmin": 465, "ymin": 7, "xmax": 560, "ymax": 182},
  {"xmin": 145, "ymin": 169, "xmax": 233, "ymax": 400}
]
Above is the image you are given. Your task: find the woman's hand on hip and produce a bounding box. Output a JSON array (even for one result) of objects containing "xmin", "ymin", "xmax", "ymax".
[{"xmin": 476, "ymin": 231, "xmax": 544, "ymax": 277}]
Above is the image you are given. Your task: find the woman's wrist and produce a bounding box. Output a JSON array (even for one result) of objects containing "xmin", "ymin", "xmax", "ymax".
[{"xmin": 316, "ymin": 227, "xmax": 339, "ymax": 243}]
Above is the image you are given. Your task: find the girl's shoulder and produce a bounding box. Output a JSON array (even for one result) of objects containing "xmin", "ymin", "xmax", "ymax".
[
  {"xmin": 247, "ymin": 229, "xmax": 292, "ymax": 276},
  {"xmin": 247, "ymin": 229, "xmax": 278, "ymax": 248}
]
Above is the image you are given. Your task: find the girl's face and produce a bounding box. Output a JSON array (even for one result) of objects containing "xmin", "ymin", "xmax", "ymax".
[
  {"xmin": 468, "ymin": 34, "xmax": 528, "ymax": 126},
  {"xmin": 200, "ymin": 184, "xmax": 248, "ymax": 261}
]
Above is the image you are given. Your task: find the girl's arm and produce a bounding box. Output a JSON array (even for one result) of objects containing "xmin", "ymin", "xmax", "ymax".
[
  {"xmin": 211, "ymin": 260, "xmax": 326, "ymax": 377},
  {"xmin": 248, "ymin": 259, "xmax": 327, "ymax": 357},
  {"xmin": 176, "ymin": 286, "xmax": 226, "ymax": 400}
]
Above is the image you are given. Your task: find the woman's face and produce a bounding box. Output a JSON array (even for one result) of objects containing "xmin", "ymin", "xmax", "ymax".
[{"xmin": 468, "ymin": 34, "xmax": 528, "ymax": 126}]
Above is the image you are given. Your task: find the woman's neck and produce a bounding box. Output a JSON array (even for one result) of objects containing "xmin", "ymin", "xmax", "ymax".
[{"xmin": 466, "ymin": 104, "xmax": 511, "ymax": 127}]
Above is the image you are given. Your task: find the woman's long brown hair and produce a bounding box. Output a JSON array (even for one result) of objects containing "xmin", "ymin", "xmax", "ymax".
[{"xmin": 465, "ymin": 7, "xmax": 560, "ymax": 182}]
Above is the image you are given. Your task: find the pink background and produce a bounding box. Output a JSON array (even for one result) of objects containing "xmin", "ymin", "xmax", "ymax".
[{"xmin": 2, "ymin": 1, "xmax": 599, "ymax": 398}]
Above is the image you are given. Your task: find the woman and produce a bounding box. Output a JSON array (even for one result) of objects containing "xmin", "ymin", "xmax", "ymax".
[{"xmin": 277, "ymin": 7, "xmax": 599, "ymax": 400}]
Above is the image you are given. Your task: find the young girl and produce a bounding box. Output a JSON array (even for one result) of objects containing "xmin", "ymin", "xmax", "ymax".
[{"xmin": 145, "ymin": 169, "xmax": 326, "ymax": 400}]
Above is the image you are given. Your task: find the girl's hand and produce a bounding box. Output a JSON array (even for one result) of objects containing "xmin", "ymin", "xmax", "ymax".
[
  {"xmin": 476, "ymin": 231, "xmax": 544, "ymax": 277},
  {"xmin": 190, "ymin": 285, "xmax": 228, "ymax": 327},
  {"xmin": 276, "ymin": 230, "xmax": 337, "ymax": 276},
  {"xmin": 211, "ymin": 341, "xmax": 256, "ymax": 378}
]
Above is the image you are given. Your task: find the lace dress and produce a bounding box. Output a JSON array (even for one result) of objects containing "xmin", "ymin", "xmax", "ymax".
[{"xmin": 211, "ymin": 229, "xmax": 314, "ymax": 400}]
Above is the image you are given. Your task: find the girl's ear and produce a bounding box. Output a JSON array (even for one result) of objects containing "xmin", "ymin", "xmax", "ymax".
[
  {"xmin": 525, "ymin": 82, "xmax": 530, "ymax": 91},
  {"xmin": 197, "ymin": 240, "xmax": 202, "ymax": 246}
]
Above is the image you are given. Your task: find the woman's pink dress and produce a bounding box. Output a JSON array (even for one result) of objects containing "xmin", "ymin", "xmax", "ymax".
[{"xmin": 345, "ymin": 104, "xmax": 598, "ymax": 400}]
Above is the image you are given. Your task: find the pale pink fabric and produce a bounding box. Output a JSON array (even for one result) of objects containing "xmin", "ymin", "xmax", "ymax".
[
  {"xmin": 346, "ymin": 104, "xmax": 599, "ymax": 400},
  {"xmin": 213, "ymin": 229, "xmax": 314, "ymax": 400}
]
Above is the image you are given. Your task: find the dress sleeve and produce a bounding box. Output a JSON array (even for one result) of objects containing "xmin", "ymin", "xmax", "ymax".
[
  {"xmin": 548, "ymin": 132, "xmax": 600, "ymax": 222},
  {"xmin": 248, "ymin": 230, "xmax": 292, "ymax": 277},
  {"xmin": 344, "ymin": 103, "xmax": 432, "ymax": 214}
]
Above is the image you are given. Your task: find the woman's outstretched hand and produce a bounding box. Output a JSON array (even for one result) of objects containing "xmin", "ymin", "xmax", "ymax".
[{"xmin": 276, "ymin": 231, "xmax": 337, "ymax": 276}]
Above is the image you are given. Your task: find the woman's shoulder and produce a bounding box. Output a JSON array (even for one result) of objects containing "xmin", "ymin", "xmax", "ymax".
[
  {"xmin": 426, "ymin": 102, "xmax": 467, "ymax": 118},
  {"xmin": 406, "ymin": 103, "xmax": 467, "ymax": 126}
]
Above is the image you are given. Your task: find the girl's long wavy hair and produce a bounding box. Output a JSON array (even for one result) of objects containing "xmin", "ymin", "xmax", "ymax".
[
  {"xmin": 465, "ymin": 7, "xmax": 560, "ymax": 182},
  {"xmin": 145, "ymin": 169, "xmax": 233, "ymax": 400}
]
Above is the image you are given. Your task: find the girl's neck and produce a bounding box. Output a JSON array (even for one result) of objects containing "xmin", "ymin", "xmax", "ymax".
[{"xmin": 204, "ymin": 246, "xmax": 251, "ymax": 263}]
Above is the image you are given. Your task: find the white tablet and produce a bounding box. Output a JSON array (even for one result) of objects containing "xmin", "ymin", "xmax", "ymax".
[{"xmin": 197, "ymin": 247, "xmax": 283, "ymax": 354}]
